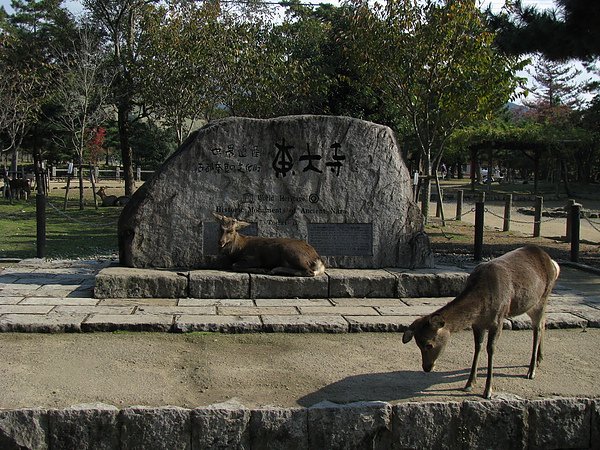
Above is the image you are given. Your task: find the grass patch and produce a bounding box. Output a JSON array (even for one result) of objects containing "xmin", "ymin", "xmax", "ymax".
[{"xmin": 0, "ymin": 194, "xmax": 121, "ymax": 259}]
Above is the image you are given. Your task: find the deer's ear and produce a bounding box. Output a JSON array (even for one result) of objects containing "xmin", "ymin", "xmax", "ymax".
[
  {"xmin": 402, "ymin": 329, "xmax": 414, "ymax": 344},
  {"xmin": 235, "ymin": 220, "xmax": 251, "ymax": 230},
  {"xmin": 212, "ymin": 212, "xmax": 225, "ymax": 222},
  {"xmin": 429, "ymin": 314, "xmax": 445, "ymax": 330}
]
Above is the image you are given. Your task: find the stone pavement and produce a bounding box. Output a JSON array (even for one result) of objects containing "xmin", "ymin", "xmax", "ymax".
[{"xmin": 0, "ymin": 258, "xmax": 599, "ymax": 333}]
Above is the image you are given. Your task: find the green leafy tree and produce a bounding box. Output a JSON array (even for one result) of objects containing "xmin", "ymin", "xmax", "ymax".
[
  {"xmin": 0, "ymin": 0, "xmax": 76, "ymax": 174},
  {"xmin": 129, "ymin": 120, "xmax": 177, "ymax": 170},
  {"xmin": 82, "ymin": 0, "xmax": 154, "ymax": 196},
  {"xmin": 579, "ymin": 97, "xmax": 600, "ymax": 183},
  {"xmin": 137, "ymin": 0, "xmax": 225, "ymax": 145},
  {"xmin": 279, "ymin": 2, "xmax": 393, "ymax": 123},
  {"xmin": 49, "ymin": 26, "xmax": 114, "ymax": 209},
  {"xmin": 349, "ymin": 0, "xmax": 522, "ymax": 222}
]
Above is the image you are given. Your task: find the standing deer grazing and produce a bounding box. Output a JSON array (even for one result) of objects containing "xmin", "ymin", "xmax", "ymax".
[
  {"xmin": 212, "ymin": 213, "xmax": 326, "ymax": 277},
  {"xmin": 402, "ymin": 245, "xmax": 560, "ymax": 399}
]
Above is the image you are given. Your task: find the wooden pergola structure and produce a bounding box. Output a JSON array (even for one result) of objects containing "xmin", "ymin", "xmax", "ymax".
[{"xmin": 468, "ymin": 140, "xmax": 548, "ymax": 194}]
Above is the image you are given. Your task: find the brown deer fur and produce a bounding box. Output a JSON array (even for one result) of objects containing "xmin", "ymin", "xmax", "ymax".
[
  {"xmin": 213, "ymin": 213, "xmax": 326, "ymax": 277},
  {"xmin": 402, "ymin": 245, "xmax": 560, "ymax": 399},
  {"xmin": 8, "ymin": 178, "xmax": 31, "ymax": 200},
  {"xmin": 96, "ymin": 187, "xmax": 129, "ymax": 207}
]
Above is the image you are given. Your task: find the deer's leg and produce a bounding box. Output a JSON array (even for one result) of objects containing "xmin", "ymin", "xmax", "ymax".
[
  {"xmin": 483, "ymin": 325, "xmax": 501, "ymax": 399},
  {"xmin": 270, "ymin": 267, "xmax": 312, "ymax": 277},
  {"xmin": 537, "ymin": 315, "xmax": 546, "ymax": 365},
  {"xmin": 231, "ymin": 258, "xmax": 268, "ymax": 274},
  {"xmin": 528, "ymin": 315, "xmax": 545, "ymax": 379},
  {"xmin": 527, "ymin": 305, "xmax": 547, "ymax": 379},
  {"xmin": 465, "ymin": 327, "xmax": 484, "ymax": 392},
  {"xmin": 527, "ymin": 326, "xmax": 540, "ymax": 380}
]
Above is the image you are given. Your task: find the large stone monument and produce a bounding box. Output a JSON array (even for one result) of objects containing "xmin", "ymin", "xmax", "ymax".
[{"xmin": 118, "ymin": 115, "xmax": 432, "ymax": 269}]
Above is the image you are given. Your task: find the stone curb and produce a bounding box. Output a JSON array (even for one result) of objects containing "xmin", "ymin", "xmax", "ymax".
[
  {"xmin": 0, "ymin": 310, "xmax": 594, "ymax": 334},
  {"xmin": 560, "ymin": 261, "xmax": 600, "ymax": 276},
  {"xmin": 94, "ymin": 268, "xmax": 470, "ymax": 300},
  {"xmin": 0, "ymin": 398, "xmax": 596, "ymax": 449},
  {"xmin": 3, "ymin": 263, "xmax": 599, "ymax": 334}
]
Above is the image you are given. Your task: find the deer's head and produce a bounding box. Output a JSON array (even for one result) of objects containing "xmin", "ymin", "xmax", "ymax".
[
  {"xmin": 402, "ymin": 314, "xmax": 450, "ymax": 372},
  {"xmin": 212, "ymin": 213, "xmax": 251, "ymax": 252}
]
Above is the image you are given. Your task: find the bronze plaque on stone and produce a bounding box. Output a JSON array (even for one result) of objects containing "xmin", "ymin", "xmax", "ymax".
[{"xmin": 308, "ymin": 223, "xmax": 373, "ymax": 256}]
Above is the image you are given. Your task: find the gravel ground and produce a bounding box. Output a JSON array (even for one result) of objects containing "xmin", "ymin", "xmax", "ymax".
[{"xmin": 1, "ymin": 330, "xmax": 599, "ymax": 409}]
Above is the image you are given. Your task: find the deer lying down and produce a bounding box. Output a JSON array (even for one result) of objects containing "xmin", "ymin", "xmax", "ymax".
[
  {"xmin": 402, "ymin": 245, "xmax": 560, "ymax": 399},
  {"xmin": 213, "ymin": 213, "xmax": 326, "ymax": 277},
  {"xmin": 96, "ymin": 187, "xmax": 130, "ymax": 207}
]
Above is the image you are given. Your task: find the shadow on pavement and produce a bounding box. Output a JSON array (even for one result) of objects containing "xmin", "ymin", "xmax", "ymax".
[{"xmin": 297, "ymin": 368, "xmax": 480, "ymax": 406}]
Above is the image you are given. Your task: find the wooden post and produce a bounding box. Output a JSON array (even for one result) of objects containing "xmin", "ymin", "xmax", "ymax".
[
  {"xmin": 533, "ymin": 196, "xmax": 543, "ymax": 237},
  {"xmin": 570, "ymin": 203, "xmax": 581, "ymax": 262},
  {"xmin": 503, "ymin": 194, "xmax": 512, "ymax": 232},
  {"xmin": 487, "ymin": 147, "xmax": 493, "ymax": 191},
  {"xmin": 63, "ymin": 162, "xmax": 73, "ymax": 211},
  {"xmin": 533, "ymin": 149, "xmax": 540, "ymax": 194},
  {"xmin": 34, "ymin": 150, "xmax": 46, "ymax": 258},
  {"xmin": 413, "ymin": 172, "xmax": 419, "ymax": 202},
  {"xmin": 474, "ymin": 201, "xmax": 484, "ymax": 261},
  {"xmin": 456, "ymin": 189, "xmax": 463, "ymax": 221},
  {"xmin": 565, "ymin": 199, "xmax": 575, "ymax": 242},
  {"xmin": 420, "ymin": 175, "xmax": 429, "ymax": 220},
  {"xmin": 470, "ymin": 147, "xmax": 477, "ymax": 192},
  {"xmin": 90, "ymin": 165, "xmax": 98, "ymax": 210}
]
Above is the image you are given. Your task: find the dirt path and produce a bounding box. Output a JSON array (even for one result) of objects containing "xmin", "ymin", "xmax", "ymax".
[
  {"xmin": 1, "ymin": 329, "xmax": 598, "ymax": 409},
  {"xmin": 432, "ymin": 199, "xmax": 600, "ymax": 243},
  {"xmin": 426, "ymin": 198, "xmax": 600, "ymax": 268}
]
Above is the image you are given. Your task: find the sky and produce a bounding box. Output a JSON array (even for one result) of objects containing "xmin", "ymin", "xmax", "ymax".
[
  {"xmin": 0, "ymin": 0, "xmax": 559, "ymax": 15},
  {"xmin": 483, "ymin": 0, "xmax": 556, "ymax": 11}
]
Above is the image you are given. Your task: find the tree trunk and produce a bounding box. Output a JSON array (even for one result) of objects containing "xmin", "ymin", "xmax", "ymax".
[
  {"xmin": 78, "ymin": 155, "xmax": 84, "ymax": 210},
  {"xmin": 420, "ymin": 156, "xmax": 431, "ymax": 224},
  {"xmin": 561, "ymin": 159, "xmax": 573, "ymax": 198},
  {"xmin": 433, "ymin": 172, "xmax": 446, "ymax": 226},
  {"xmin": 11, "ymin": 148, "xmax": 18, "ymax": 175},
  {"xmin": 118, "ymin": 101, "xmax": 135, "ymax": 196}
]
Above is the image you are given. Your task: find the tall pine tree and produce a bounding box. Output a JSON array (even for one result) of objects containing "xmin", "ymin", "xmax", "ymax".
[{"xmin": 489, "ymin": 0, "xmax": 600, "ymax": 60}]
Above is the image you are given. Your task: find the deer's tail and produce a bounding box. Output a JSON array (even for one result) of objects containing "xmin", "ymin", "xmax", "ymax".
[{"xmin": 311, "ymin": 259, "xmax": 326, "ymax": 276}]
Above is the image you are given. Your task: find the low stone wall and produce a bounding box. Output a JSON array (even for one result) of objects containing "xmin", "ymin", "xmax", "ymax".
[
  {"xmin": 94, "ymin": 267, "xmax": 469, "ymax": 300},
  {"xmin": 1, "ymin": 398, "xmax": 597, "ymax": 449}
]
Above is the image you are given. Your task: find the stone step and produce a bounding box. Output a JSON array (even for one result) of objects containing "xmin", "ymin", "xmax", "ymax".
[
  {"xmin": 94, "ymin": 266, "xmax": 470, "ymax": 300},
  {"xmin": 0, "ymin": 398, "xmax": 594, "ymax": 449},
  {"xmin": 0, "ymin": 295, "xmax": 590, "ymax": 333}
]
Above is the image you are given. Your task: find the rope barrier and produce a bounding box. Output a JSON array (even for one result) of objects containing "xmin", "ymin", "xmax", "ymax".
[
  {"xmin": 584, "ymin": 216, "xmax": 600, "ymax": 233},
  {"xmin": 47, "ymin": 201, "xmax": 118, "ymax": 228},
  {"xmin": 454, "ymin": 206, "xmax": 561, "ymax": 224},
  {"xmin": 454, "ymin": 207, "xmax": 476, "ymax": 220}
]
